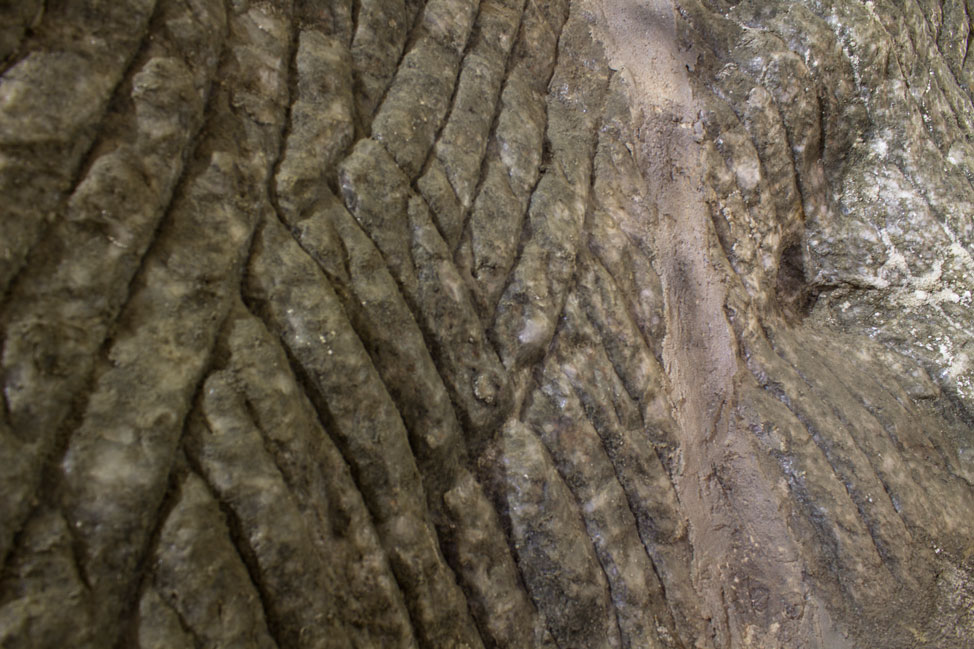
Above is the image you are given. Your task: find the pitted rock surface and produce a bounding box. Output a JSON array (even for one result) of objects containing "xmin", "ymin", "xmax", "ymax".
[{"xmin": 1, "ymin": 0, "xmax": 973, "ymax": 648}]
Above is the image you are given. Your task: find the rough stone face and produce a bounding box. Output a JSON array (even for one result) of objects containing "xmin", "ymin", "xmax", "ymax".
[{"xmin": 1, "ymin": 0, "xmax": 973, "ymax": 648}]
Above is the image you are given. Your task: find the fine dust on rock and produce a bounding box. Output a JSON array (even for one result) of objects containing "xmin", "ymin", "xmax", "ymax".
[
  {"xmin": 594, "ymin": 0, "xmax": 735, "ymax": 464},
  {"xmin": 592, "ymin": 2, "xmax": 850, "ymax": 647},
  {"xmin": 596, "ymin": 0, "xmax": 740, "ymax": 636},
  {"xmin": 596, "ymin": 0, "xmax": 734, "ymax": 453}
]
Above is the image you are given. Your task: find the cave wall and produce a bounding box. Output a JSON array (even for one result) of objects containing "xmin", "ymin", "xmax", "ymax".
[{"xmin": 0, "ymin": 0, "xmax": 973, "ymax": 647}]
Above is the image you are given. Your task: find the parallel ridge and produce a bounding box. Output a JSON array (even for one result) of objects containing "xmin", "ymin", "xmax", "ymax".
[
  {"xmin": 683, "ymin": 0, "xmax": 974, "ymax": 645},
  {"xmin": 0, "ymin": 1, "xmax": 972, "ymax": 648}
]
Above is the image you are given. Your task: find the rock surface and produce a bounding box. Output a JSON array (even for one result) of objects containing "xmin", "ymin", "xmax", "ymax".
[{"xmin": 1, "ymin": 0, "xmax": 973, "ymax": 647}]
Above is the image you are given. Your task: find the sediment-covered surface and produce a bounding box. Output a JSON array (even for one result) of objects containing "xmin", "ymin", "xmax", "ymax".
[{"xmin": 1, "ymin": 0, "xmax": 973, "ymax": 647}]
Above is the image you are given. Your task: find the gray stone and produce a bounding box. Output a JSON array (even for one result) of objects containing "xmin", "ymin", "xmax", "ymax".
[{"xmin": 0, "ymin": 0, "xmax": 973, "ymax": 647}]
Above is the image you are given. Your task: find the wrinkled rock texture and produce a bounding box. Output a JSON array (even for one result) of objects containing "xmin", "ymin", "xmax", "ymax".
[{"xmin": 1, "ymin": 0, "xmax": 973, "ymax": 647}]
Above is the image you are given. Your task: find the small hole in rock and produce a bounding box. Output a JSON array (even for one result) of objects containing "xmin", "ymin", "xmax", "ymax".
[{"xmin": 776, "ymin": 239, "xmax": 818, "ymax": 321}]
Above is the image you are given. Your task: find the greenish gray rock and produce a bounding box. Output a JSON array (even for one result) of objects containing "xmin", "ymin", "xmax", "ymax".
[{"xmin": 1, "ymin": 0, "xmax": 974, "ymax": 647}]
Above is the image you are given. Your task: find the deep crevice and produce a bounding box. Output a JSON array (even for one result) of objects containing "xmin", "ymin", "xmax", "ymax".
[
  {"xmin": 776, "ymin": 237, "xmax": 819, "ymax": 322},
  {"xmin": 182, "ymin": 445, "xmax": 293, "ymax": 649},
  {"xmin": 111, "ymin": 463, "xmax": 190, "ymax": 649},
  {"xmin": 237, "ymin": 286, "xmax": 439, "ymax": 648},
  {"xmin": 451, "ymin": 0, "xmax": 532, "ymax": 258}
]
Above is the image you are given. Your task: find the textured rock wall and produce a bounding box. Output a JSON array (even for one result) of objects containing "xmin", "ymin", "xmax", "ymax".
[{"xmin": 0, "ymin": 0, "xmax": 972, "ymax": 647}]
